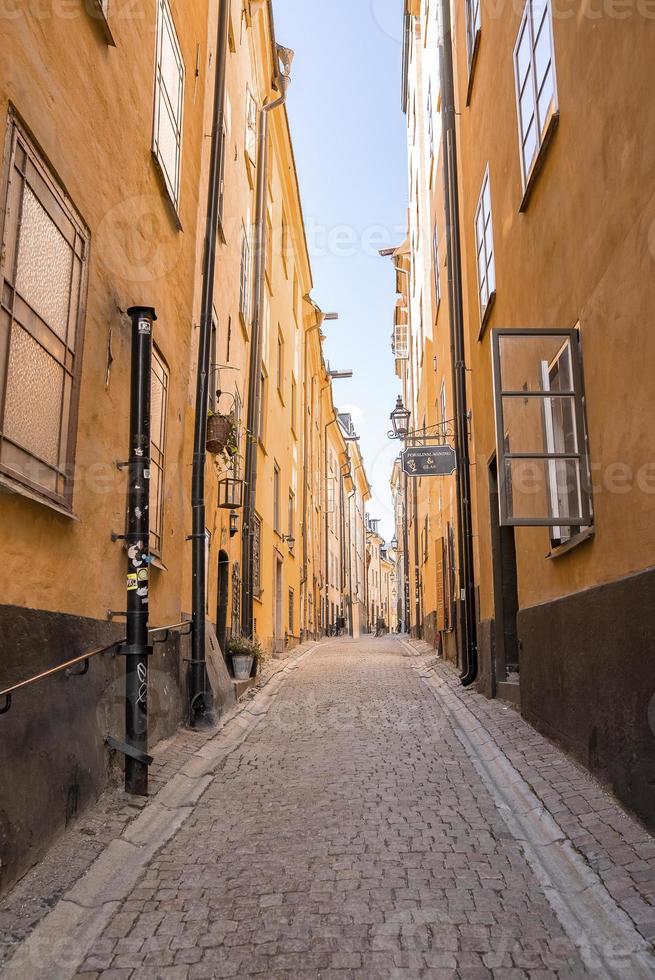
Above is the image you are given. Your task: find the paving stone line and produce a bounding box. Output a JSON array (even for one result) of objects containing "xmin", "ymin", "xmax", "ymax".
[
  {"xmin": 0, "ymin": 643, "xmax": 321, "ymax": 980},
  {"xmin": 412, "ymin": 650, "xmax": 655, "ymax": 980}
]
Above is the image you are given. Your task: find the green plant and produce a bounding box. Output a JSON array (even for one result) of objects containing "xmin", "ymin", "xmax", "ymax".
[{"xmin": 226, "ymin": 635, "xmax": 264, "ymax": 661}]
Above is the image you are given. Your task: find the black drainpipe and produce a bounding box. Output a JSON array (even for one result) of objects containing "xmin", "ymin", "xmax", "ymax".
[
  {"xmin": 438, "ymin": 0, "xmax": 478, "ymax": 686},
  {"xmin": 241, "ymin": 65, "xmax": 291, "ymax": 640},
  {"xmin": 189, "ymin": 0, "xmax": 230, "ymax": 726}
]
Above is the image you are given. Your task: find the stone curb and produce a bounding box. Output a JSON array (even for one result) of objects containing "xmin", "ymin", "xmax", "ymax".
[
  {"xmin": 407, "ymin": 648, "xmax": 655, "ymax": 980},
  {"xmin": 1, "ymin": 642, "xmax": 321, "ymax": 980}
]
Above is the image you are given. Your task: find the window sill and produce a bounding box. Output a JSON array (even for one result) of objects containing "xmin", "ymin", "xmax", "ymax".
[
  {"xmin": 150, "ymin": 554, "xmax": 168, "ymax": 572},
  {"xmin": 87, "ymin": 0, "xmax": 116, "ymax": 45},
  {"xmin": 239, "ymin": 311, "xmax": 250, "ymax": 340},
  {"xmin": 0, "ymin": 472, "xmax": 79, "ymax": 521},
  {"xmin": 519, "ymin": 110, "xmax": 560, "ymax": 214},
  {"xmin": 150, "ymin": 152, "xmax": 183, "ymax": 233},
  {"xmin": 277, "ymin": 388, "xmax": 285, "ymax": 407},
  {"xmin": 465, "ymin": 30, "xmax": 481, "ymax": 107},
  {"xmin": 254, "ymin": 591, "xmax": 264, "ymax": 605},
  {"xmin": 546, "ymin": 524, "xmax": 595, "ymax": 560},
  {"xmin": 477, "ymin": 289, "xmax": 496, "ymax": 341}
]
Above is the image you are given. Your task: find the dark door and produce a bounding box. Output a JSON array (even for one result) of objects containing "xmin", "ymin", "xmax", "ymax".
[
  {"xmin": 217, "ymin": 550, "xmax": 229, "ymax": 655},
  {"xmin": 489, "ymin": 457, "xmax": 520, "ymax": 685}
]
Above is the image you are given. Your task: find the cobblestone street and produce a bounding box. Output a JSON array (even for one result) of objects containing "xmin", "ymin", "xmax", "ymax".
[{"xmin": 4, "ymin": 637, "xmax": 655, "ymax": 980}]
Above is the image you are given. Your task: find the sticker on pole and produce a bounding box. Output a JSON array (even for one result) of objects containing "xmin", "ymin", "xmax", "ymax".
[
  {"xmin": 138, "ymin": 318, "xmax": 151, "ymax": 335},
  {"xmin": 127, "ymin": 573, "xmax": 138, "ymax": 591},
  {"xmin": 401, "ymin": 445, "xmax": 456, "ymax": 477}
]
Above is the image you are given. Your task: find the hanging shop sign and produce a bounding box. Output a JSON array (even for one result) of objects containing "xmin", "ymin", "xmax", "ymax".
[{"xmin": 401, "ymin": 445, "xmax": 457, "ymax": 477}]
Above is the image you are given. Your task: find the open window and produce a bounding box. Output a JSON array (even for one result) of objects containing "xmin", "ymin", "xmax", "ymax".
[{"xmin": 491, "ymin": 329, "xmax": 592, "ymax": 530}]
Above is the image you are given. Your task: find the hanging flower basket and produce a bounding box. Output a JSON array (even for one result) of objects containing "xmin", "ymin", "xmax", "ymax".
[{"xmin": 206, "ymin": 412, "xmax": 235, "ymax": 455}]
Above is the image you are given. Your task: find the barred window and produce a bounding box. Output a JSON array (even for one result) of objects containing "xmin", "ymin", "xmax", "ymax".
[
  {"xmin": 252, "ymin": 514, "xmax": 262, "ymax": 597},
  {"xmin": 0, "ymin": 113, "xmax": 89, "ymax": 510},
  {"xmin": 288, "ymin": 588, "xmax": 294, "ymax": 635},
  {"xmin": 152, "ymin": 0, "xmax": 185, "ymax": 210},
  {"xmin": 150, "ymin": 348, "xmax": 169, "ymax": 556}
]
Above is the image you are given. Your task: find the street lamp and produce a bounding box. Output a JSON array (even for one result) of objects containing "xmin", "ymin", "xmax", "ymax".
[
  {"xmin": 388, "ymin": 396, "xmax": 411, "ymax": 440},
  {"xmin": 390, "ymin": 535, "xmax": 398, "ymax": 551}
]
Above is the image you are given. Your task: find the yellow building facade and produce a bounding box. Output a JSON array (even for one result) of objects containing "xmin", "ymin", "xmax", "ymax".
[{"xmin": 0, "ymin": 0, "xmax": 371, "ymax": 894}]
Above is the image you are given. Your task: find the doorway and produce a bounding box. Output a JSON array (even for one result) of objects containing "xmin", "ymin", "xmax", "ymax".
[
  {"xmin": 488, "ymin": 456, "xmax": 520, "ymax": 702},
  {"xmin": 217, "ymin": 550, "xmax": 229, "ymax": 659},
  {"xmin": 274, "ymin": 556, "xmax": 284, "ymax": 656}
]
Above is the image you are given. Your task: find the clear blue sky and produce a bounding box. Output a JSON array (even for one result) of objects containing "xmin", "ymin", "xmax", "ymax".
[{"xmin": 274, "ymin": 0, "xmax": 407, "ymax": 540}]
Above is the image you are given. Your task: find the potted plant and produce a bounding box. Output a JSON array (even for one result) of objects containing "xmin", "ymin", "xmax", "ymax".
[
  {"xmin": 206, "ymin": 410, "xmax": 236, "ymax": 456},
  {"xmin": 226, "ymin": 635, "xmax": 263, "ymax": 680}
]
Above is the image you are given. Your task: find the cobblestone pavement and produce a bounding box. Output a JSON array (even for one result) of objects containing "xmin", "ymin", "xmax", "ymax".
[{"xmin": 5, "ymin": 636, "xmax": 655, "ymax": 979}]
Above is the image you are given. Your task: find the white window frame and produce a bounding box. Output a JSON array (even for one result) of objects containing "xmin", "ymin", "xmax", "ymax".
[
  {"xmin": 152, "ymin": 0, "xmax": 185, "ymax": 211},
  {"xmin": 513, "ymin": 0, "xmax": 558, "ymax": 193},
  {"xmin": 474, "ymin": 165, "xmax": 496, "ymax": 330}
]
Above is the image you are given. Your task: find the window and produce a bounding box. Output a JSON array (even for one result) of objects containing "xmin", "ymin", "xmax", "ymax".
[
  {"xmin": 291, "ymin": 376, "xmax": 297, "ymax": 434},
  {"xmin": 288, "ymin": 588, "xmax": 294, "ymax": 635},
  {"xmin": 209, "ymin": 318, "xmax": 218, "ymax": 413},
  {"xmin": 0, "ymin": 113, "xmax": 89, "ymax": 510},
  {"xmin": 288, "ymin": 489, "xmax": 295, "ymax": 540},
  {"xmin": 465, "ymin": 0, "xmax": 481, "ymax": 67},
  {"xmin": 440, "ymin": 380, "xmax": 447, "ymax": 441},
  {"xmin": 432, "ymin": 225, "xmax": 440, "ymax": 307},
  {"xmin": 152, "ymin": 0, "xmax": 185, "ymax": 210},
  {"xmin": 150, "ymin": 348, "xmax": 169, "ymax": 556},
  {"xmin": 258, "ymin": 368, "xmax": 267, "ymax": 444},
  {"xmin": 226, "ymin": 315, "xmax": 232, "ymax": 363},
  {"xmin": 276, "ymin": 331, "xmax": 284, "ymax": 394},
  {"xmin": 245, "ymin": 88, "xmax": 257, "ymax": 165},
  {"xmin": 281, "ymin": 207, "xmax": 289, "ymax": 275},
  {"xmin": 239, "ymin": 226, "xmax": 250, "ymax": 323},
  {"xmin": 514, "ymin": 0, "xmax": 557, "ymax": 190},
  {"xmin": 252, "ymin": 514, "xmax": 262, "ymax": 597},
  {"xmin": 491, "ymin": 328, "xmax": 592, "ymax": 531},
  {"xmin": 217, "ymin": 121, "xmax": 227, "ymax": 233},
  {"xmin": 427, "ymin": 84, "xmax": 434, "ymax": 159},
  {"xmin": 273, "ymin": 463, "xmax": 281, "ymax": 533},
  {"xmin": 232, "ymin": 389, "xmax": 242, "ymax": 480},
  {"xmin": 393, "ymin": 303, "xmax": 409, "ymax": 360},
  {"xmin": 474, "ymin": 167, "xmax": 495, "ymax": 329}
]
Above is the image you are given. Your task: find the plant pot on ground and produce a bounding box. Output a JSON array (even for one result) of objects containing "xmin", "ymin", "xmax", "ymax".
[
  {"xmin": 206, "ymin": 411, "xmax": 236, "ymax": 455},
  {"xmin": 226, "ymin": 635, "xmax": 263, "ymax": 681}
]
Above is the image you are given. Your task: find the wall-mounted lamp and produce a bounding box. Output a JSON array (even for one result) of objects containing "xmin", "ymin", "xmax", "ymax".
[
  {"xmin": 219, "ymin": 477, "xmax": 243, "ymax": 510},
  {"xmin": 229, "ymin": 511, "xmax": 239, "ymax": 537}
]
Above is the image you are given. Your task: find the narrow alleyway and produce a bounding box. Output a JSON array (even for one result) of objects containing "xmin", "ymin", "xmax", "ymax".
[{"xmin": 5, "ymin": 638, "xmax": 655, "ymax": 980}]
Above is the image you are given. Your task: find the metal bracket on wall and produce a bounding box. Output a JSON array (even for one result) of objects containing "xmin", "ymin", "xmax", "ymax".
[
  {"xmin": 65, "ymin": 658, "xmax": 89, "ymax": 678},
  {"xmin": 152, "ymin": 623, "xmax": 191, "ymax": 645},
  {"xmin": 0, "ymin": 694, "xmax": 11, "ymax": 715},
  {"xmin": 106, "ymin": 734, "xmax": 153, "ymax": 767},
  {"xmin": 107, "ymin": 610, "xmax": 128, "ymax": 621}
]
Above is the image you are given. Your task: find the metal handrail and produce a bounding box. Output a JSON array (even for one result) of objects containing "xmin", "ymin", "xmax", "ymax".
[{"xmin": 0, "ymin": 620, "xmax": 191, "ymax": 715}]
